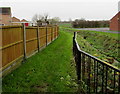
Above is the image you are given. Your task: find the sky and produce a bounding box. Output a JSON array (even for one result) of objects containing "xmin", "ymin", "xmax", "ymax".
[{"xmin": 0, "ymin": 0, "xmax": 120, "ymax": 21}]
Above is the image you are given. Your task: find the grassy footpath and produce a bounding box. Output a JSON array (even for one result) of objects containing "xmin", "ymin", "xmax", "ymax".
[{"xmin": 2, "ymin": 30, "xmax": 78, "ymax": 92}]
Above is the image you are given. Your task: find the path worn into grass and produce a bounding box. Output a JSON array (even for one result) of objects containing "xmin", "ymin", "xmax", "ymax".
[{"xmin": 2, "ymin": 31, "xmax": 77, "ymax": 92}]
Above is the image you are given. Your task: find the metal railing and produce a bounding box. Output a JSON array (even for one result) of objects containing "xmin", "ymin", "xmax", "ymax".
[{"xmin": 73, "ymin": 32, "xmax": 120, "ymax": 94}]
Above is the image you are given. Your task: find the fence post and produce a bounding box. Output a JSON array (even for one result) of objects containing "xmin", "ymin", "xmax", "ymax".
[
  {"xmin": 56, "ymin": 26, "xmax": 57, "ymax": 39},
  {"xmin": 22, "ymin": 23, "xmax": 26, "ymax": 61},
  {"xmin": 77, "ymin": 51, "xmax": 81, "ymax": 81},
  {"xmin": 51, "ymin": 26, "xmax": 53, "ymax": 42},
  {"xmin": 73, "ymin": 32, "xmax": 81, "ymax": 81},
  {"xmin": 73, "ymin": 32, "xmax": 76, "ymax": 39},
  {"xmin": 73, "ymin": 32, "xmax": 76, "ymax": 57},
  {"xmin": 53, "ymin": 26, "xmax": 54, "ymax": 40},
  {"xmin": 37, "ymin": 26, "xmax": 40, "ymax": 52},
  {"xmin": 57, "ymin": 26, "xmax": 59, "ymax": 36},
  {"xmin": 46, "ymin": 26, "xmax": 47, "ymax": 46}
]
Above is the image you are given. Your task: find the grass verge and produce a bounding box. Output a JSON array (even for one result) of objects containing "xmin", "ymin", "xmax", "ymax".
[
  {"xmin": 2, "ymin": 30, "xmax": 78, "ymax": 92},
  {"xmin": 61, "ymin": 27, "xmax": 120, "ymax": 68}
]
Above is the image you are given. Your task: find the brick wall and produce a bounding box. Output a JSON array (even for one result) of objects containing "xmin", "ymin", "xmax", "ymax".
[
  {"xmin": 0, "ymin": 14, "xmax": 12, "ymax": 25},
  {"xmin": 110, "ymin": 12, "xmax": 120, "ymax": 31}
]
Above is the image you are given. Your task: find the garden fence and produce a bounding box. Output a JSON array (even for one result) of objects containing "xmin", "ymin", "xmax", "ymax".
[{"xmin": 0, "ymin": 25, "xmax": 59, "ymax": 77}]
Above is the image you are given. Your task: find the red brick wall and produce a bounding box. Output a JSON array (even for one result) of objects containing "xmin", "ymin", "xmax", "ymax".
[
  {"xmin": 110, "ymin": 12, "xmax": 120, "ymax": 31},
  {"xmin": 0, "ymin": 14, "xmax": 12, "ymax": 25},
  {"xmin": 118, "ymin": 12, "xmax": 120, "ymax": 31}
]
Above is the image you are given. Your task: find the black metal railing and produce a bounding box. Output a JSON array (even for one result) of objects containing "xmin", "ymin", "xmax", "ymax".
[{"xmin": 73, "ymin": 32, "xmax": 120, "ymax": 94}]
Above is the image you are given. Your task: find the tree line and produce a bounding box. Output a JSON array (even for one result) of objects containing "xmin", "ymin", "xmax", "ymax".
[
  {"xmin": 32, "ymin": 13, "xmax": 60, "ymax": 26},
  {"xmin": 72, "ymin": 19, "xmax": 109, "ymax": 28}
]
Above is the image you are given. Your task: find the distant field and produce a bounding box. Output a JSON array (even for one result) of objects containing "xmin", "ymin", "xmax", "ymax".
[
  {"xmin": 61, "ymin": 27, "xmax": 119, "ymax": 40},
  {"xmin": 59, "ymin": 23, "xmax": 72, "ymax": 28},
  {"xmin": 60, "ymin": 25, "xmax": 120, "ymax": 68},
  {"xmin": 79, "ymin": 30, "xmax": 120, "ymax": 40}
]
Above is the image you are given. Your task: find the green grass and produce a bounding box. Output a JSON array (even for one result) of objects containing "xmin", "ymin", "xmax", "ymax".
[
  {"xmin": 61, "ymin": 27, "xmax": 119, "ymax": 40},
  {"xmin": 2, "ymin": 30, "xmax": 78, "ymax": 92},
  {"xmin": 59, "ymin": 23, "xmax": 72, "ymax": 28},
  {"xmin": 60, "ymin": 26, "xmax": 120, "ymax": 68},
  {"xmin": 82, "ymin": 30, "xmax": 119, "ymax": 40}
]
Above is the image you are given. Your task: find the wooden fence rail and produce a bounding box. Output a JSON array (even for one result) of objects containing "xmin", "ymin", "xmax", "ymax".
[{"xmin": 0, "ymin": 25, "xmax": 59, "ymax": 77}]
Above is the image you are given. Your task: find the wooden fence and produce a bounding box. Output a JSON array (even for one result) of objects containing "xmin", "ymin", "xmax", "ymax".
[{"xmin": 0, "ymin": 25, "xmax": 59, "ymax": 77}]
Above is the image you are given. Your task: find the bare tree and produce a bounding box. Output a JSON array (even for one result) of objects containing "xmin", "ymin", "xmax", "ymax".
[
  {"xmin": 32, "ymin": 13, "xmax": 49, "ymax": 26},
  {"xmin": 49, "ymin": 17, "xmax": 61, "ymax": 25}
]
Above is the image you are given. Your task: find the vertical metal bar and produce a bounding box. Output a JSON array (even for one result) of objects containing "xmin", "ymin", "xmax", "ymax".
[
  {"xmin": 73, "ymin": 37, "xmax": 75, "ymax": 56},
  {"xmin": 96, "ymin": 61, "xmax": 98, "ymax": 93},
  {"xmin": 94, "ymin": 60, "xmax": 96, "ymax": 93},
  {"xmin": 113, "ymin": 71, "xmax": 116, "ymax": 94},
  {"xmin": 82, "ymin": 54, "xmax": 85, "ymax": 81},
  {"xmin": 73, "ymin": 32, "xmax": 76, "ymax": 39},
  {"xmin": 118, "ymin": 73, "xmax": 120, "ymax": 94},
  {"xmin": 73, "ymin": 32, "xmax": 76, "ymax": 56},
  {"xmin": 88, "ymin": 57, "xmax": 91, "ymax": 93},
  {"xmin": 22, "ymin": 23, "xmax": 26, "ymax": 60},
  {"xmin": 105, "ymin": 66, "xmax": 108, "ymax": 93},
  {"xmin": 37, "ymin": 26, "xmax": 40, "ymax": 52},
  {"xmin": 77, "ymin": 50, "xmax": 81, "ymax": 81},
  {"xmin": 86, "ymin": 57, "xmax": 89, "ymax": 94},
  {"xmin": 46, "ymin": 26, "xmax": 47, "ymax": 46},
  {"xmin": 102, "ymin": 64, "xmax": 104, "ymax": 93}
]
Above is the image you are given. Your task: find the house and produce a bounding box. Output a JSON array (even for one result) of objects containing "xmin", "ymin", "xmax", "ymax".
[
  {"xmin": 0, "ymin": 7, "xmax": 12, "ymax": 26},
  {"xmin": 110, "ymin": 11, "xmax": 120, "ymax": 31},
  {"xmin": 21, "ymin": 19, "xmax": 29, "ymax": 26},
  {"xmin": 12, "ymin": 16, "xmax": 21, "ymax": 25},
  {"xmin": 0, "ymin": 7, "xmax": 29, "ymax": 26}
]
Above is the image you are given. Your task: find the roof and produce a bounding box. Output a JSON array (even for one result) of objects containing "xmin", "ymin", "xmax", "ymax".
[
  {"xmin": 21, "ymin": 19, "xmax": 28, "ymax": 22},
  {"xmin": 110, "ymin": 11, "xmax": 120, "ymax": 21},
  {"xmin": 12, "ymin": 17, "xmax": 20, "ymax": 22}
]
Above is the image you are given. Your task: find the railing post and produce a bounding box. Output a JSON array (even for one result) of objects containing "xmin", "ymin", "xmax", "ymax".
[
  {"xmin": 22, "ymin": 23, "xmax": 26, "ymax": 61},
  {"xmin": 73, "ymin": 32, "xmax": 76, "ymax": 39},
  {"xmin": 77, "ymin": 51, "xmax": 81, "ymax": 81},
  {"xmin": 118, "ymin": 74, "xmax": 120, "ymax": 94},
  {"xmin": 73, "ymin": 32, "xmax": 76, "ymax": 55}
]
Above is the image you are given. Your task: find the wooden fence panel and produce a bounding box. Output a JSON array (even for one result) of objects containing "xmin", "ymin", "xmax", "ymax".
[
  {"xmin": 53, "ymin": 26, "xmax": 56, "ymax": 39},
  {"xmin": 1, "ymin": 25, "xmax": 59, "ymax": 76},
  {"xmin": 39, "ymin": 27, "xmax": 46, "ymax": 48},
  {"xmin": 47, "ymin": 27, "xmax": 52, "ymax": 44},
  {"xmin": 0, "ymin": 50, "xmax": 2, "ymax": 69},
  {"xmin": 26, "ymin": 28, "xmax": 38, "ymax": 55},
  {"xmin": 2, "ymin": 26, "xmax": 23, "ymax": 68},
  {"xmin": 53, "ymin": 27, "xmax": 55, "ymax": 40}
]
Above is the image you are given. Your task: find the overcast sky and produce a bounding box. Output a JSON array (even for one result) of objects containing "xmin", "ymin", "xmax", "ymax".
[{"xmin": 0, "ymin": 0, "xmax": 120, "ymax": 21}]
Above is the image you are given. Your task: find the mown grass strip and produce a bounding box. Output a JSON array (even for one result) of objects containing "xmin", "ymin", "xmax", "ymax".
[{"xmin": 2, "ymin": 30, "xmax": 77, "ymax": 92}]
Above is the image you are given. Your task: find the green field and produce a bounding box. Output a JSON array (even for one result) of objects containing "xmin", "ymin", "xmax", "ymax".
[
  {"xmin": 60, "ymin": 25, "xmax": 120, "ymax": 68},
  {"xmin": 2, "ymin": 30, "xmax": 78, "ymax": 92}
]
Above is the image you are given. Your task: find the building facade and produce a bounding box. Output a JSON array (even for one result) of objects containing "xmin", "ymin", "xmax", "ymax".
[
  {"xmin": 0, "ymin": 7, "xmax": 12, "ymax": 26},
  {"xmin": 110, "ymin": 12, "xmax": 120, "ymax": 31}
]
